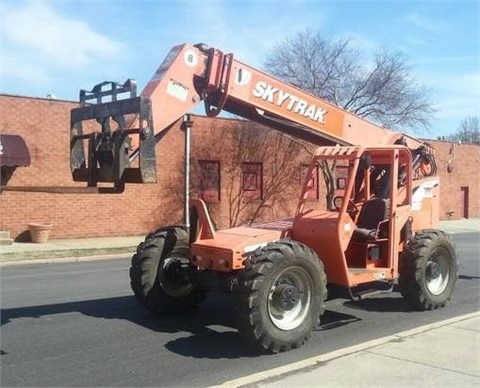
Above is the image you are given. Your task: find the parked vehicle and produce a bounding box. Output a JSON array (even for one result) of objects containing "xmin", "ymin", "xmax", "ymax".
[{"xmin": 69, "ymin": 43, "xmax": 457, "ymax": 353}]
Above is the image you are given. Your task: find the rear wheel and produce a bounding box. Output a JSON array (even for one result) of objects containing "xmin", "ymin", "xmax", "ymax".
[
  {"xmin": 234, "ymin": 240, "xmax": 327, "ymax": 353},
  {"xmin": 399, "ymin": 229, "xmax": 457, "ymax": 310},
  {"xmin": 129, "ymin": 226, "xmax": 205, "ymax": 314}
]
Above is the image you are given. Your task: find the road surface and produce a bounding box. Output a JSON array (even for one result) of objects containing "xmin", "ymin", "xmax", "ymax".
[{"xmin": 1, "ymin": 232, "xmax": 478, "ymax": 387}]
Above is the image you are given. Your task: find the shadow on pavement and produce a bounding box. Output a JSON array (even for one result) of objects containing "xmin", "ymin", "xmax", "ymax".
[
  {"xmin": 0, "ymin": 291, "xmax": 370, "ymax": 359},
  {"xmin": 164, "ymin": 329, "xmax": 260, "ymax": 358},
  {"xmin": 318, "ymin": 309, "xmax": 362, "ymax": 331},
  {"xmin": 0, "ymin": 293, "xmax": 257, "ymax": 358},
  {"xmin": 344, "ymin": 296, "xmax": 412, "ymax": 312},
  {"xmin": 459, "ymin": 274, "xmax": 480, "ymax": 280}
]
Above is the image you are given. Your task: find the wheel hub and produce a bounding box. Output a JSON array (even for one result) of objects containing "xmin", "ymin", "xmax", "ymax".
[
  {"xmin": 164, "ymin": 259, "xmax": 185, "ymax": 284},
  {"xmin": 272, "ymin": 283, "xmax": 301, "ymax": 311},
  {"xmin": 427, "ymin": 261, "xmax": 441, "ymax": 279},
  {"xmin": 425, "ymin": 253, "xmax": 450, "ymax": 296},
  {"xmin": 160, "ymin": 257, "xmax": 195, "ymax": 297},
  {"xmin": 267, "ymin": 265, "xmax": 314, "ymax": 331}
]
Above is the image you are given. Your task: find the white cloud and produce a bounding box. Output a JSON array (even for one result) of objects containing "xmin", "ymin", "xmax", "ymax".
[
  {"xmin": 1, "ymin": 1, "xmax": 125, "ymax": 95},
  {"xmin": 405, "ymin": 13, "xmax": 445, "ymax": 34}
]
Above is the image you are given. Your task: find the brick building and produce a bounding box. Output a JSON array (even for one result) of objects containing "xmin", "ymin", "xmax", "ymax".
[
  {"xmin": 432, "ymin": 140, "xmax": 480, "ymax": 219},
  {"xmin": 1, "ymin": 94, "xmax": 478, "ymax": 240}
]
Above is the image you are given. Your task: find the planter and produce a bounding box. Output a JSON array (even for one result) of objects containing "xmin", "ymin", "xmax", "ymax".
[{"xmin": 28, "ymin": 223, "xmax": 52, "ymax": 243}]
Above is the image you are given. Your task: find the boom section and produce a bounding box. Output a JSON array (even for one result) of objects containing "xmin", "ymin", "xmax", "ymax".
[
  {"xmin": 70, "ymin": 43, "xmax": 430, "ymax": 190},
  {"xmin": 142, "ymin": 44, "xmax": 407, "ymax": 147},
  {"xmin": 222, "ymin": 59, "xmax": 405, "ymax": 147}
]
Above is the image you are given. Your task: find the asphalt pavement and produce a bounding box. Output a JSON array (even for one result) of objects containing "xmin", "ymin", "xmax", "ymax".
[{"xmin": 1, "ymin": 218, "xmax": 479, "ymax": 387}]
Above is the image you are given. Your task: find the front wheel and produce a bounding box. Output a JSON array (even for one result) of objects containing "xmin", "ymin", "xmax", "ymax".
[
  {"xmin": 129, "ymin": 226, "xmax": 205, "ymax": 314},
  {"xmin": 233, "ymin": 240, "xmax": 327, "ymax": 353},
  {"xmin": 399, "ymin": 229, "xmax": 457, "ymax": 310}
]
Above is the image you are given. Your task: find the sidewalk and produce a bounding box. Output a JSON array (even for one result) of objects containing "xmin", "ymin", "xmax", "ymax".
[
  {"xmin": 439, "ymin": 218, "xmax": 480, "ymax": 234},
  {"xmin": 0, "ymin": 235, "xmax": 145, "ymax": 266},
  {"xmin": 219, "ymin": 312, "xmax": 480, "ymax": 387}
]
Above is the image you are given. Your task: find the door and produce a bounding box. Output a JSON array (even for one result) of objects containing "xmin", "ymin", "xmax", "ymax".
[{"xmin": 459, "ymin": 186, "xmax": 469, "ymax": 218}]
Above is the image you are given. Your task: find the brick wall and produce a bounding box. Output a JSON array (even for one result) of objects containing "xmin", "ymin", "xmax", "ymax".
[
  {"xmin": 0, "ymin": 94, "xmax": 186, "ymax": 239},
  {"xmin": 190, "ymin": 118, "xmax": 316, "ymax": 228},
  {"xmin": 1, "ymin": 94, "xmax": 478, "ymax": 240},
  {"xmin": 429, "ymin": 139, "xmax": 480, "ymax": 219}
]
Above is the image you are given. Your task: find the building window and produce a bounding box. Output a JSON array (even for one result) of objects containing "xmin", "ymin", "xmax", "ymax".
[
  {"xmin": 197, "ymin": 160, "xmax": 220, "ymax": 202},
  {"xmin": 334, "ymin": 165, "xmax": 349, "ymax": 195},
  {"xmin": 301, "ymin": 164, "xmax": 319, "ymax": 200},
  {"xmin": 242, "ymin": 162, "xmax": 262, "ymax": 200},
  {"xmin": 337, "ymin": 177, "xmax": 347, "ymax": 189}
]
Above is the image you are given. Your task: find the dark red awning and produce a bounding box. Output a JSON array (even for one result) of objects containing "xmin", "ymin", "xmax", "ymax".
[{"xmin": 0, "ymin": 134, "xmax": 31, "ymax": 167}]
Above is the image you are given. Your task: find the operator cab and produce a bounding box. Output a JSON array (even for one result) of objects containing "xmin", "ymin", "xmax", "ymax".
[
  {"xmin": 293, "ymin": 145, "xmax": 413, "ymax": 288},
  {"xmin": 343, "ymin": 147, "xmax": 412, "ymax": 276}
]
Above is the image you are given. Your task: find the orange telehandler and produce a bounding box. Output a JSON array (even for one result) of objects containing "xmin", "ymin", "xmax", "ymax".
[{"xmin": 70, "ymin": 43, "xmax": 457, "ymax": 353}]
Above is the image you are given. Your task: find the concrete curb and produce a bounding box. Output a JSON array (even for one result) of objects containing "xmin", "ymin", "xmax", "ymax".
[{"xmin": 214, "ymin": 311, "xmax": 480, "ymax": 388}]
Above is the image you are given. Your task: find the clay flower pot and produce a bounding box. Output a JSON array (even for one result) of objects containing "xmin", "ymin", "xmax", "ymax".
[{"xmin": 28, "ymin": 223, "xmax": 52, "ymax": 243}]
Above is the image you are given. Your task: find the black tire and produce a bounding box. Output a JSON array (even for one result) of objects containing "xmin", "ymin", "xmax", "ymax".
[
  {"xmin": 233, "ymin": 240, "xmax": 327, "ymax": 353},
  {"xmin": 398, "ymin": 229, "xmax": 457, "ymax": 310},
  {"xmin": 129, "ymin": 226, "xmax": 205, "ymax": 314}
]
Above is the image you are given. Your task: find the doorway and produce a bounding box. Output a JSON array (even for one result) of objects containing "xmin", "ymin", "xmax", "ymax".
[{"xmin": 459, "ymin": 186, "xmax": 469, "ymax": 218}]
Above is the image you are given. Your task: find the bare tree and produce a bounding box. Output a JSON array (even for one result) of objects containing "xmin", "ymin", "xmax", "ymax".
[
  {"xmin": 225, "ymin": 122, "xmax": 308, "ymax": 227},
  {"xmin": 264, "ymin": 29, "xmax": 435, "ymax": 202},
  {"xmin": 448, "ymin": 116, "xmax": 480, "ymax": 144},
  {"xmin": 192, "ymin": 120, "xmax": 313, "ymax": 228},
  {"xmin": 264, "ymin": 29, "xmax": 434, "ymax": 131}
]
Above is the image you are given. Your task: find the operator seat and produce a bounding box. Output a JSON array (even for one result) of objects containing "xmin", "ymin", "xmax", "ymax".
[{"xmin": 351, "ymin": 197, "xmax": 389, "ymax": 242}]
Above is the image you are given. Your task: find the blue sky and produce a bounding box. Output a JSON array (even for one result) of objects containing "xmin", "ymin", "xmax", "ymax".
[{"xmin": 1, "ymin": 0, "xmax": 478, "ymax": 138}]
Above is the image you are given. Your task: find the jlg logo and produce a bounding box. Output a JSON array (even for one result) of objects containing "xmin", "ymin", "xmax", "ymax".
[{"xmin": 253, "ymin": 81, "xmax": 327, "ymax": 124}]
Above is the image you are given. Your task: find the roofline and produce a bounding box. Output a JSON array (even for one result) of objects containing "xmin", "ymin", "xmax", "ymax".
[{"xmin": 0, "ymin": 92, "xmax": 77, "ymax": 104}]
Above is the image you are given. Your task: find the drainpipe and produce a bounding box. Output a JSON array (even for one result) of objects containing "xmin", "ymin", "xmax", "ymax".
[{"xmin": 182, "ymin": 114, "xmax": 193, "ymax": 228}]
